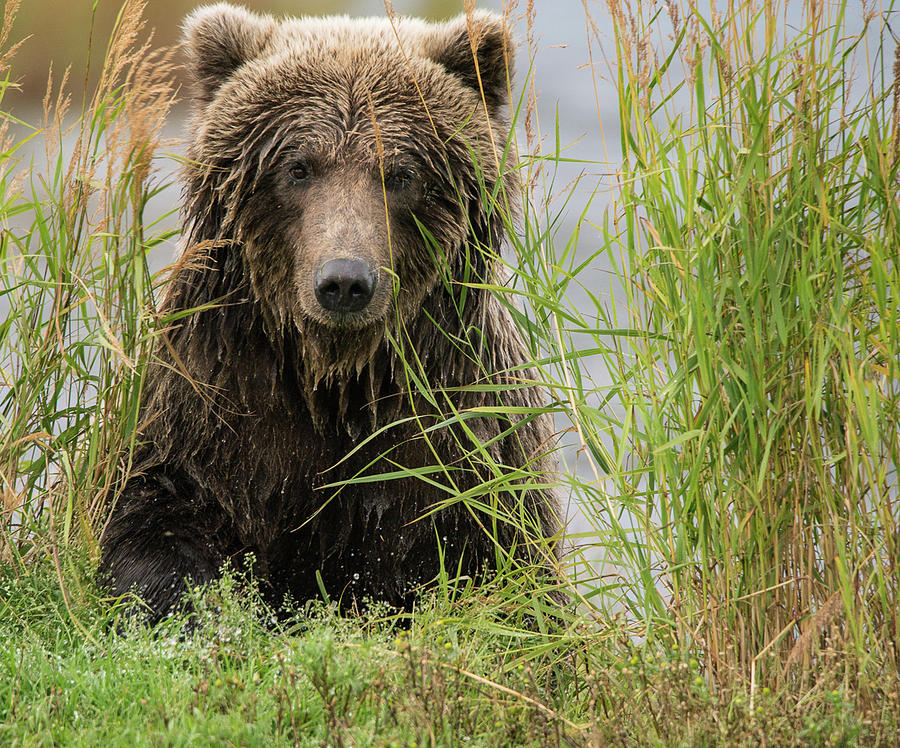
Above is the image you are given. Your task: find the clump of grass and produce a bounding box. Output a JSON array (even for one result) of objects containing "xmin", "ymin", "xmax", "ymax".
[
  {"xmin": 0, "ymin": 0, "xmax": 176, "ymax": 596},
  {"xmin": 7, "ymin": 556, "xmax": 900, "ymax": 746},
  {"xmin": 508, "ymin": 0, "xmax": 899, "ymax": 699}
]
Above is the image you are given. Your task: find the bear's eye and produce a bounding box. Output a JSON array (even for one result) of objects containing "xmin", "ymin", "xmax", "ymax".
[
  {"xmin": 383, "ymin": 165, "xmax": 415, "ymax": 190},
  {"xmin": 287, "ymin": 162, "xmax": 312, "ymax": 183}
]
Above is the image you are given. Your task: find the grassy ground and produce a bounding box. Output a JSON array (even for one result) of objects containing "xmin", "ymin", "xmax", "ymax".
[
  {"xmin": 2, "ymin": 0, "xmax": 899, "ymax": 744},
  {"xmin": 4, "ymin": 556, "xmax": 898, "ymax": 746}
]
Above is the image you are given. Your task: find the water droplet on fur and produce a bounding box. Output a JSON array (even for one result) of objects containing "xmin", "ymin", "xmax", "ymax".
[{"xmin": 352, "ymin": 573, "xmax": 360, "ymax": 580}]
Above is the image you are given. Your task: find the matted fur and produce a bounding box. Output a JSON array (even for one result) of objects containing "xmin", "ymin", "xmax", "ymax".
[{"xmin": 99, "ymin": 3, "xmax": 562, "ymax": 623}]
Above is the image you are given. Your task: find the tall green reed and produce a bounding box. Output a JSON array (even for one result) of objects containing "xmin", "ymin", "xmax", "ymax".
[
  {"xmin": 516, "ymin": 0, "xmax": 900, "ymax": 689},
  {"xmin": 0, "ymin": 0, "xmax": 175, "ymax": 596}
]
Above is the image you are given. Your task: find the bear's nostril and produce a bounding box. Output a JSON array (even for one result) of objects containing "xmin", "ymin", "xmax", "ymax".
[{"xmin": 314, "ymin": 259, "xmax": 376, "ymax": 314}]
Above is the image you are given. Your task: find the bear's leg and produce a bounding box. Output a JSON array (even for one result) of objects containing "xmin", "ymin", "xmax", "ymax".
[{"xmin": 99, "ymin": 472, "xmax": 225, "ymax": 626}]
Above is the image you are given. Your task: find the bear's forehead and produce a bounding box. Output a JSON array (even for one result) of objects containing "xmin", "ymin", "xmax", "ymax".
[
  {"xmin": 190, "ymin": 12, "xmax": 499, "ymax": 164},
  {"xmin": 229, "ymin": 16, "xmax": 465, "ymax": 107},
  {"xmin": 212, "ymin": 37, "xmax": 472, "ymax": 140},
  {"xmin": 200, "ymin": 73, "xmax": 453, "ymax": 169},
  {"xmin": 211, "ymin": 64, "xmax": 446, "ymax": 145}
]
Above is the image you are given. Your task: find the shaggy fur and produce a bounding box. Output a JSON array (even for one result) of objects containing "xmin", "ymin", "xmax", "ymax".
[{"xmin": 99, "ymin": 3, "xmax": 562, "ymax": 624}]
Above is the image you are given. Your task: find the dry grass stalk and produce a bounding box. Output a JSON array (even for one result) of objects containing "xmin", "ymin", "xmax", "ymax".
[{"xmin": 892, "ymin": 45, "xmax": 900, "ymax": 162}]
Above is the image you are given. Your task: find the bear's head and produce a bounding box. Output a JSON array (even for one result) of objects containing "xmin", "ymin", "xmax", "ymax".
[{"xmin": 181, "ymin": 3, "xmax": 516, "ymax": 343}]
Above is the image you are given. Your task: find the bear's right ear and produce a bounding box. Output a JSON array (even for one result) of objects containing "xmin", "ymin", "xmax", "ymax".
[{"xmin": 183, "ymin": 3, "xmax": 276, "ymax": 105}]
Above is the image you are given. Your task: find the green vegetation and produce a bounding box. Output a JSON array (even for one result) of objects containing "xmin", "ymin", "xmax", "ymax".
[
  {"xmin": 2, "ymin": 0, "xmax": 899, "ymax": 744},
  {"xmin": 576, "ymin": 0, "xmax": 900, "ymax": 682}
]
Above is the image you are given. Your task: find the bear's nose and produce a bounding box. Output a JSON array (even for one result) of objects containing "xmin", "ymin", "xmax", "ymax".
[{"xmin": 314, "ymin": 258, "xmax": 377, "ymax": 314}]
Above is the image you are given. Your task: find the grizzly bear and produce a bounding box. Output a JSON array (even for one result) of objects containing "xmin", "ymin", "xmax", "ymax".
[{"xmin": 98, "ymin": 2, "xmax": 563, "ymax": 624}]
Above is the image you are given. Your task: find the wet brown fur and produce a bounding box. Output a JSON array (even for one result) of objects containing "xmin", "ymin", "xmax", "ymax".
[{"xmin": 99, "ymin": 3, "xmax": 562, "ymax": 624}]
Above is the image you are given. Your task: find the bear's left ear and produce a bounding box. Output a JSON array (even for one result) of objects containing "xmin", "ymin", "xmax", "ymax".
[
  {"xmin": 424, "ymin": 10, "xmax": 514, "ymax": 115},
  {"xmin": 183, "ymin": 3, "xmax": 277, "ymax": 105}
]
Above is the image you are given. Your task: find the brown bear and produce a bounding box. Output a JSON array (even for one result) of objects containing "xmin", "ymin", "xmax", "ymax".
[{"xmin": 98, "ymin": 2, "xmax": 563, "ymax": 624}]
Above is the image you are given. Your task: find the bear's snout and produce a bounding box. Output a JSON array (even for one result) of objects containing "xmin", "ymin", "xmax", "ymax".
[{"xmin": 314, "ymin": 258, "xmax": 377, "ymax": 314}]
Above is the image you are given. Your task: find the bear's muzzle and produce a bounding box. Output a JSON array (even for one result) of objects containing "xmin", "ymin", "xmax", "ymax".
[{"xmin": 314, "ymin": 257, "xmax": 377, "ymax": 314}]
